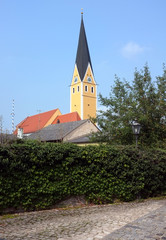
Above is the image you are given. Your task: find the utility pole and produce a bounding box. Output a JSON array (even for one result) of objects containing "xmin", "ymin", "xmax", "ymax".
[
  {"xmin": 11, "ymin": 99, "xmax": 15, "ymax": 133},
  {"xmin": 0, "ymin": 115, "xmax": 3, "ymax": 144}
]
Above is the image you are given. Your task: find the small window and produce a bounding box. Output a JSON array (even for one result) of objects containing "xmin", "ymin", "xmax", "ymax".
[
  {"xmin": 91, "ymin": 86, "xmax": 94, "ymax": 93},
  {"xmin": 77, "ymin": 86, "xmax": 79, "ymax": 92},
  {"xmin": 73, "ymin": 87, "xmax": 75, "ymax": 93},
  {"xmin": 87, "ymin": 77, "xmax": 92, "ymax": 83},
  {"xmin": 74, "ymin": 77, "xmax": 78, "ymax": 83},
  {"xmin": 85, "ymin": 85, "xmax": 88, "ymax": 92}
]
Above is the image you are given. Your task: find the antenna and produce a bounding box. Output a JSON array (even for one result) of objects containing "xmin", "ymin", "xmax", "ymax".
[
  {"xmin": 11, "ymin": 99, "xmax": 15, "ymax": 133},
  {"xmin": 37, "ymin": 109, "xmax": 41, "ymax": 130}
]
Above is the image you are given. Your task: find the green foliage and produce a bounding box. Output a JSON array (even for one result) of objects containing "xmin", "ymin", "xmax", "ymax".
[
  {"xmin": 93, "ymin": 64, "xmax": 166, "ymax": 147},
  {"xmin": 0, "ymin": 140, "xmax": 166, "ymax": 212}
]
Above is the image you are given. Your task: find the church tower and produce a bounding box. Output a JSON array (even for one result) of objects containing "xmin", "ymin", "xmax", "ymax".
[{"xmin": 70, "ymin": 13, "xmax": 97, "ymax": 120}]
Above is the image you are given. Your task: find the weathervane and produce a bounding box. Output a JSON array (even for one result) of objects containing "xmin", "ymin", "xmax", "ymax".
[{"xmin": 81, "ymin": 8, "xmax": 83, "ymax": 16}]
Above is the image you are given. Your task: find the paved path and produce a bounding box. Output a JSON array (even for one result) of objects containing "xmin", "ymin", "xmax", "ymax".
[{"xmin": 0, "ymin": 199, "xmax": 166, "ymax": 240}]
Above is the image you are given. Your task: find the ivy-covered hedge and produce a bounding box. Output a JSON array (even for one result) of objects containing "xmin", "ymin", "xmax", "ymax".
[{"xmin": 0, "ymin": 140, "xmax": 166, "ymax": 212}]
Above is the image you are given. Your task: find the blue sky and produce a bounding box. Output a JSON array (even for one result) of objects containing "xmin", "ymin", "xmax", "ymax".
[{"xmin": 0, "ymin": 0, "xmax": 166, "ymax": 132}]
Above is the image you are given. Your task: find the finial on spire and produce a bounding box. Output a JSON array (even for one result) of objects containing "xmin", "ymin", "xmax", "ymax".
[{"xmin": 81, "ymin": 8, "xmax": 83, "ymax": 17}]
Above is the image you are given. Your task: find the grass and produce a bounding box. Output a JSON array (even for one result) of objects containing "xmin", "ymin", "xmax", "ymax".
[{"xmin": 0, "ymin": 214, "xmax": 18, "ymax": 220}]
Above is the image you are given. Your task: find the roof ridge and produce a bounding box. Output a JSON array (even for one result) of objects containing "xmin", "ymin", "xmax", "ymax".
[
  {"xmin": 28, "ymin": 108, "xmax": 58, "ymax": 118},
  {"xmin": 58, "ymin": 111, "xmax": 79, "ymax": 117}
]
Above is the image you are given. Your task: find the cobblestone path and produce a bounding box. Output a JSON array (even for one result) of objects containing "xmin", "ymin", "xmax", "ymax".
[{"xmin": 0, "ymin": 199, "xmax": 166, "ymax": 240}]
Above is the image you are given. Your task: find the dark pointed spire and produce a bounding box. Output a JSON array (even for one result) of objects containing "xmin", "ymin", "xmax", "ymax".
[{"xmin": 76, "ymin": 14, "xmax": 93, "ymax": 81}]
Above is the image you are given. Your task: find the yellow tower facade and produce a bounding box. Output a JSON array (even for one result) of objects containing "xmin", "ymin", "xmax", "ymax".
[{"xmin": 70, "ymin": 14, "xmax": 97, "ymax": 120}]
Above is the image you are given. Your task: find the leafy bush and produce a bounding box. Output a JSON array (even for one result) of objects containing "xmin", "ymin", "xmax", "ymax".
[{"xmin": 0, "ymin": 140, "xmax": 166, "ymax": 212}]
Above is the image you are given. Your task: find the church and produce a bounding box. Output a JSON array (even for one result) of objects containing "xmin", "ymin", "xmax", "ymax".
[{"xmin": 14, "ymin": 13, "xmax": 98, "ymax": 141}]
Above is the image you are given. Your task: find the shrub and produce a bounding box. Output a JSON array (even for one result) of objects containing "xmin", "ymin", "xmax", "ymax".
[{"xmin": 0, "ymin": 140, "xmax": 165, "ymax": 212}]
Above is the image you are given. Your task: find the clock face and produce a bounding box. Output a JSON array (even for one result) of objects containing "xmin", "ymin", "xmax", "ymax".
[
  {"xmin": 87, "ymin": 77, "xmax": 92, "ymax": 83},
  {"xmin": 74, "ymin": 77, "xmax": 78, "ymax": 83}
]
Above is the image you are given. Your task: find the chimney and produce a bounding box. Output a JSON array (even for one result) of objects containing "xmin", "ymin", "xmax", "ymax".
[{"xmin": 17, "ymin": 128, "xmax": 23, "ymax": 139}]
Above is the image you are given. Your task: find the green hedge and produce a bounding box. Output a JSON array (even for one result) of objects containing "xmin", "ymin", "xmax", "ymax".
[{"xmin": 0, "ymin": 140, "xmax": 166, "ymax": 212}]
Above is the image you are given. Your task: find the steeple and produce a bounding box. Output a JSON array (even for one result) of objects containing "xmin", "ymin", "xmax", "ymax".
[
  {"xmin": 70, "ymin": 13, "xmax": 97, "ymax": 120},
  {"xmin": 76, "ymin": 14, "xmax": 93, "ymax": 81}
]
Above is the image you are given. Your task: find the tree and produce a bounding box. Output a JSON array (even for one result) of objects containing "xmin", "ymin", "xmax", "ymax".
[{"xmin": 93, "ymin": 64, "xmax": 166, "ymax": 147}]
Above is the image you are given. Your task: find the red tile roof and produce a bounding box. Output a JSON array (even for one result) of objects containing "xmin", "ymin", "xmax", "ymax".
[
  {"xmin": 52, "ymin": 112, "xmax": 81, "ymax": 124},
  {"xmin": 14, "ymin": 109, "xmax": 59, "ymax": 135}
]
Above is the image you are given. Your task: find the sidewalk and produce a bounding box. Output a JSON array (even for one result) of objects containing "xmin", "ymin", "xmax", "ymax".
[
  {"xmin": 102, "ymin": 202, "xmax": 166, "ymax": 240},
  {"xmin": 0, "ymin": 198, "xmax": 166, "ymax": 240}
]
